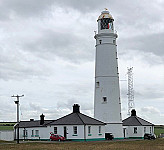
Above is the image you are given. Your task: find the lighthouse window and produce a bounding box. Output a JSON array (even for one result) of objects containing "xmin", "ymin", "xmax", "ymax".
[
  {"xmin": 96, "ymin": 82, "xmax": 100, "ymax": 87},
  {"xmin": 119, "ymin": 97, "xmax": 121, "ymax": 104},
  {"xmin": 101, "ymin": 18, "xmax": 113, "ymax": 30},
  {"xmin": 99, "ymin": 40, "xmax": 102, "ymax": 44},
  {"xmin": 103, "ymin": 96, "xmax": 107, "ymax": 102}
]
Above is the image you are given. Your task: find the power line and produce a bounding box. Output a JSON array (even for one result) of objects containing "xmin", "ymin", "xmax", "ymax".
[{"xmin": 11, "ymin": 95, "xmax": 24, "ymax": 144}]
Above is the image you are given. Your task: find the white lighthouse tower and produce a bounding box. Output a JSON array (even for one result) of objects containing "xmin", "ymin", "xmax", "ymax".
[{"xmin": 94, "ymin": 9, "xmax": 123, "ymax": 138}]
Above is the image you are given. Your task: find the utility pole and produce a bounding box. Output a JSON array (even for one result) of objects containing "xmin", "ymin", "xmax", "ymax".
[
  {"xmin": 127, "ymin": 67, "xmax": 135, "ymax": 116},
  {"xmin": 12, "ymin": 95, "xmax": 24, "ymax": 144}
]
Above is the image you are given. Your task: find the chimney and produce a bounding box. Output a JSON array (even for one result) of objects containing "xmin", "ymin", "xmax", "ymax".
[
  {"xmin": 40, "ymin": 114, "xmax": 45, "ymax": 125},
  {"xmin": 131, "ymin": 109, "xmax": 136, "ymax": 116},
  {"xmin": 73, "ymin": 104, "xmax": 80, "ymax": 113}
]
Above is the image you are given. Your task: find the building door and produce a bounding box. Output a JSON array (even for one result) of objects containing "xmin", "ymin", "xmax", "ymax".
[
  {"xmin": 123, "ymin": 128, "xmax": 126, "ymax": 138},
  {"xmin": 64, "ymin": 126, "xmax": 67, "ymax": 139}
]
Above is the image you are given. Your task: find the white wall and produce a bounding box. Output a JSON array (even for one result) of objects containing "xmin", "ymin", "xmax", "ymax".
[
  {"xmin": 0, "ymin": 130, "xmax": 14, "ymax": 141},
  {"xmin": 17, "ymin": 127, "xmax": 50, "ymax": 140},
  {"xmin": 17, "ymin": 125, "xmax": 105, "ymax": 140},
  {"xmin": 49, "ymin": 125, "xmax": 105, "ymax": 140},
  {"xmin": 123, "ymin": 126, "xmax": 154, "ymax": 138},
  {"xmin": 105, "ymin": 124, "xmax": 123, "ymax": 138},
  {"xmin": 85, "ymin": 125, "xmax": 105, "ymax": 140},
  {"xmin": 48, "ymin": 125, "xmax": 84, "ymax": 140}
]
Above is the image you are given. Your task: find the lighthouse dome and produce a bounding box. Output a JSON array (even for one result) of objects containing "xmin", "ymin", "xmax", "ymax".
[{"xmin": 98, "ymin": 10, "xmax": 113, "ymax": 20}]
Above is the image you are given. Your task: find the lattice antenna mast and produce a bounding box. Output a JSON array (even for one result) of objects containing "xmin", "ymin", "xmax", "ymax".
[{"xmin": 127, "ymin": 67, "xmax": 135, "ymax": 116}]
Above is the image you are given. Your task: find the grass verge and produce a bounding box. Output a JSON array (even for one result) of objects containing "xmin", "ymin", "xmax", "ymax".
[{"xmin": 0, "ymin": 138, "xmax": 164, "ymax": 150}]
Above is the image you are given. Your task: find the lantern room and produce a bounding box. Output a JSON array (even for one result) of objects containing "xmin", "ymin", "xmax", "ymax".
[{"xmin": 97, "ymin": 9, "xmax": 114, "ymax": 33}]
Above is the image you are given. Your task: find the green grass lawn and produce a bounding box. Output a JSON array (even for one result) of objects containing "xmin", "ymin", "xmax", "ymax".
[
  {"xmin": 0, "ymin": 126, "xmax": 14, "ymax": 130},
  {"xmin": 0, "ymin": 138, "xmax": 164, "ymax": 150},
  {"xmin": 154, "ymin": 126, "xmax": 164, "ymax": 137},
  {"xmin": 0, "ymin": 123, "xmax": 15, "ymax": 131}
]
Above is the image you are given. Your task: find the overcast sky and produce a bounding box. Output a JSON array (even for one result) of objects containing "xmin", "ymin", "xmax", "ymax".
[{"xmin": 0, "ymin": 0, "xmax": 164, "ymax": 125}]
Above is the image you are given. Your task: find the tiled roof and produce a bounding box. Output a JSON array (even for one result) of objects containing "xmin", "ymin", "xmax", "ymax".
[
  {"xmin": 123, "ymin": 116, "xmax": 154, "ymax": 126},
  {"xmin": 18, "ymin": 120, "xmax": 53, "ymax": 128},
  {"xmin": 49, "ymin": 112, "xmax": 105, "ymax": 125},
  {"xmin": 18, "ymin": 112, "xmax": 105, "ymax": 128}
]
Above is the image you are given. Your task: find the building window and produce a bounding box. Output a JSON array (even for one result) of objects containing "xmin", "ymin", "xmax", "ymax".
[
  {"xmin": 73, "ymin": 126, "xmax": 77, "ymax": 135},
  {"xmin": 54, "ymin": 127, "xmax": 57, "ymax": 134},
  {"xmin": 134, "ymin": 127, "xmax": 137, "ymax": 134},
  {"xmin": 31, "ymin": 130, "xmax": 34, "ymax": 137},
  {"xmin": 113, "ymin": 40, "xmax": 116, "ymax": 44},
  {"xmin": 88, "ymin": 126, "xmax": 91, "ymax": 134},
  {"xmin": 96, "ymin": 82, "xmax": 100, "ymax": 88},
  {"xmin": 23, "ymin": 129, "xmax": 28, "ymax": 137},
  {"xmin": 150, "ymin": 127, "xmax": 151, "ymax": 134},
  {"xmin": 103, "ymin": 97, "xmax": 107, "ymax": 103},
  {"xmin": 99, "ymin": 126, "xmax": 101, "ymax": 133},
  {"xmin": 144, "ymin": 127, "xmax": 146, "ymax": 133},
  {"xmin": 99, "ymin": 40, "xmax": 102, "ymax": 44},
  {"xmin": 35, "ymin": 130, "xmax": 39, "ymax": 137}
]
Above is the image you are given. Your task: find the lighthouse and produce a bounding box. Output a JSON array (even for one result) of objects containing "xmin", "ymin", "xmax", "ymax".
[{"xmin": 94, "ymin": 9, "xmax": 123, "ymax": 138}]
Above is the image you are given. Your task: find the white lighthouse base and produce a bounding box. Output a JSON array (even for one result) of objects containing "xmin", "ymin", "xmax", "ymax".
[{"xmin": 105, "ymin": 123, "xmax": 123, "ymax": 139}]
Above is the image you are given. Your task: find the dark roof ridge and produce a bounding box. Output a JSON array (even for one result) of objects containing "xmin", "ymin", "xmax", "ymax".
[
  {"xmin": 134, "ymin": 116, "xmax": 143, "ymax": 125},
  {"xmin": 79, "ymin": 112, "xmax": 106, "ymax": 125},
  {"xmin": 19, "ymin": 120, "xmax": 53, "ymax": 122},
  {"xmin": 49, "ymin": 112, "xmax": 73, "ymax": 124},
  {"xmin": 136, "ymin": 116, "xmax": 154, "ymax": 125},
  {"xmin": 122, "ymin": 116, "xmax": 130, "ymax": 122},
  {"xmin": 44, "ymin": 120, "xmax": 56, "ymax": 126},
  {"xmin": 122, "ymin": 115, "xmax": 142, "ymax": 126},
  {"xmin": 76, "ymin": 113, "xmax": 86, "ymax": 125}
]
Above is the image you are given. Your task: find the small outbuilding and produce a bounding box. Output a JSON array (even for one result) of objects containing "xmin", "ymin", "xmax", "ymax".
[
  {"xmin": 123, "ymin": 109, "xmax": 154, "ymax": 139},
  {"xmin": 16, "ymin": 104, "xmax": 106, "ymax": 141}
]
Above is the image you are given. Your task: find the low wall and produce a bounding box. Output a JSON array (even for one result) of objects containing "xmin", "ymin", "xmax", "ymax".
[{"xmin": 0, "ymin": 130, "xmax": 14, "ymax": 141}]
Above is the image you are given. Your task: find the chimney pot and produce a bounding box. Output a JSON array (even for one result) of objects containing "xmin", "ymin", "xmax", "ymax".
[
  {"xmin": 131, "ymin": 109, "xmax": 136, "ymax": 116},
  {"xmin": 73, "ymin": 104, "xmax": 80, "ymax": 113},
  {"xmin": 40, "ymin": 114, "xmax": 45, "ymax": 125}
]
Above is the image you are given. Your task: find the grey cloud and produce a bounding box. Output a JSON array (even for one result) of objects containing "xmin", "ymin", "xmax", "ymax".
[
  {"xmin": 120, "ymin": 81, "xmax": 164, "ymax": 102},
  {"xmin": 0, "ymin": 47, "xmax": 51, "ymax": 81},
  {"xmin": 29, "ymin": 102, "xmax": 43, "ymax": 111},
  {"xmin": 0, "ymin": 0, "xmax": 54, "ymax": 20},
  {"xmin": 119, "ymin": 33, "xmax": 164, "ymax": 57},
  {"xmin": 24, "ymin": 30, "xmax": 94, "ymax": 63},
  {"xmin": 57, "ymin": 98, "xmax": 93, "ymax": 112},
  {"xmin": 139, "ymin": 106, "xmax": 164, "ymax": 124},
  {"xmin": 57, "ymin": 99, "xmax": 77, "ymax": 110},
  {"xmin": 140, "ymin": 107, "xmax": 160, "ymax": 114},
  {"xmin": 54, "ymin": 0, "xmax": 109, "ymax": 13},
  {"xmin": 135, "ymin": 88, "xmax": 164, "ymax": 100},
  {"xmin": 0, "ymin": 98, "xmax": 16, "ymax": 121}
]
